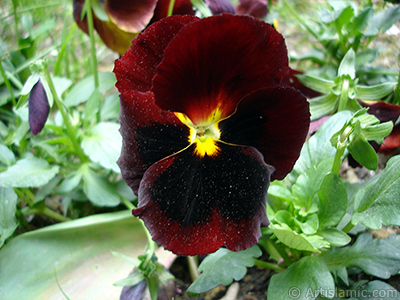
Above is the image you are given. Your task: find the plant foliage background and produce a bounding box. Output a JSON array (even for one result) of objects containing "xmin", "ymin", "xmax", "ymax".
[{"xmin": 0, "ymin": 0, "xmax": 400, "ymax": 299}]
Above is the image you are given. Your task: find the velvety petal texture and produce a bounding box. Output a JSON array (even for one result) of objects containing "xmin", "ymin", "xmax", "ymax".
[
  {"xmin": 152, "ymin": 14, "xmax": 288, "ymax": 124},
  {"xmin": 134, "ymin": 143, "xmax": 273, "ymax": 255},
  {"xmin": 118, "ymin": 90, "xmax": 190, "ymax": 193},
  {"xmin": 29, "ymin": 80, "xmax": 50, "ymax": 136},
  {"xmin": 219, "ymin": 87, "xmax": 310, "ymax": 180},
  {"xmin": 114, "ymin": 15, "xmax": 310, "ymax": 255}
]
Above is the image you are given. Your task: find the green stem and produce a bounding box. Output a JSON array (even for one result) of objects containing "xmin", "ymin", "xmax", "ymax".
[
  {"xmin": 0, "ymin": 59, "xmax": 16, "ymax": 106},
  {"xmin": 337, "ymin": 78, "xmax": 350, "ymax": 112},
  {"xmin": 341, "ymin": 220, "xmax": 355, "ymax": 234},
  {"xmin": 394, "ymin": 52, "xmax": 400, "ymax": 105},
  {"xmin": 120, "ymin": 196, "xmax": 136, "ymax": 210},
  {"xmin": 54, "ymin": 23, "xmax": 77, "ymax": 76},
  {"xmin": 85, "ymin": 0, "xmax": 101, "ymax": 122},
  {"xmin": 264, "ymin": 238, "xmax": 293, "ymax": 266},
  {"xmin": 281, "ymin": 0, "xmax": 320, "ymax": 41},
  {"xmin": 253, "ymin": 258, "xmax": 285, "ymax": 272},
  {"xmin": 12, "ymin": 0, "xmax": 20, "ymax": 42},
  {"xmin": 332, "ymin": 146, "xmax": 345, "ymax": 175},
  {"xmin": 42, "ymin": 63, "xmax": 88, "ymax": 163},
  {"xmin": 187, "ymin": 256, "xmax": 200, "ymax": 281},
  {"xmin": 14, "ymin": 188, "xmax": 34, "ymax": 206},
  {"xmin": 24, "ymin": 207, "xmax": 71, "ymax": 222},
  {"xmin": 167, "ymin": 0, "xmax": 176, "ymax": 17}
]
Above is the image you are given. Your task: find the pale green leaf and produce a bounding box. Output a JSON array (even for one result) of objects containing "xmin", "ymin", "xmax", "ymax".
[
  {"xmin": 0, "ymin": 187, "xmax": 18, "ymax": 248},
  {"xmin": 268, "ymin": 256, "xmax": 335, "ymax": 300},
  {"xmin": 81, "ymin": 164, "xmax": 120, "ymax": 206},
  {"xmin": 317, "ymin": 173, "xmax": 348, "ymax": 227},
  {"xmin": 187, "ymin": 246, "xmax": 261, "ymax": 294},
  {"xmin": 270, "ymin": 223, "xmax": 320, "ymax": 252},
  {"xmin": 0, "ymin": 157, "xmax": 59, "ymax": 188},
  {"xmin": 0, "ymin": 144, "xmax": 15, "ymax": 166},
  {"xmin": 323, "ymin": 233, "xmax": 400, "ymax": 279},
  {"xmin": 81, "ymin": 122, "xmax": 122, "ymax": 173},
  {"xmin": 352, "ymin": 155, "xmax": 400, "ymax": 229},
  {"xmin": 0, "ymin": 211, "xmax": 147, "ymax": 299}
]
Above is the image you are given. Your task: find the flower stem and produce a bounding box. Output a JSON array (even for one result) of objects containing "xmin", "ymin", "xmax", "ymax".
[
  {"xmin": 253, "ymin": 258, "xmax": 284, "ymax": 272},
  {"xmin": 332, "ymin": 145, "xmax": 345, "ymax": 175},
  {"xmin": 167, "ymin": 0, "xmax": 176, "ymax": 17},
  {"xmin": 187, "ymin": 256, "xmax": 200, "ymax": 281},
  {"xmin": 24, "ymin": 207, "xmax": 71, "ymax": 222},
  {"xmin": 341, "ymin": 220, "xmax": 355, "ymax": 234},
  {"xmin": 85, "ymin": 0, "xmax": 101, "ymax": 122},
  {"xmin": 281, "ymin": 0, "xmax": 320, "ymax": 41},
  {"xmin": 120, "ymin": 196, "xmax": 136, "ymax": 210},
  {"xmin": 42, "ymin": 62, "xmax": 88, "ymax": 163}
]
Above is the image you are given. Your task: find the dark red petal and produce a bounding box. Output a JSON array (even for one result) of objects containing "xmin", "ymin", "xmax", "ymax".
[
  {"xmin": 380, "ymin": 124, "xmax": 400, "ymax": 154},
  {"xmin": 133, "ymin": 142, "xmax": 273, "ymax": 255},
  {"xmin": 362, "ymin": 101, "xmax": 400, "ymax": 123},
  {"xmin": 151, "ymin": 0, "xmax": 195, "ymax": 24},
  {"xmin": 73, "ymin": 0, "xmax": 88, "ymax": 33},
  {"xmin": 114, "ymin": 15, "xmax": 199, "ymax": 94},
  {"xmin": 282, "ymin": 68, "xmax": 322, "ymax": 99},
  {"xmin": 235, "ymin": 0, "xmax": 268, "ymax": 19},
  {"xmin": 105, "ymin": 0, "xmax": 157, "ymax": 33},
  {"xmin": 219, "ymin": 87, "xmax": 310, "ymax": 180},
  {"xmin": 29, "ymin": 80, "xmax": 50, "ymax": 136},
  {"xmin": 206, "ymin": 0, "xmax": 235, "ymax": 15},
  {"xmin": 152, "ymin": 14, "xmax": 289, "ymax": 124},
  {"xmin": 118, "ymin": 90, "xmax": 190, "ymax": 194}
]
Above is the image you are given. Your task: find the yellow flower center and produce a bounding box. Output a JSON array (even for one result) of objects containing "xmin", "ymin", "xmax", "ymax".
[{"xmin": 175, "ymin": 111, "xmax": 222, "ymax": 157}]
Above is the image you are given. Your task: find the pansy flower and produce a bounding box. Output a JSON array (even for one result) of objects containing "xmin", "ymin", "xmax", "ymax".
[
  {"xmin": 73, "ymin": 0, "xmax": 194, "ymax": 55},
  {"xmin": 114, "ymin": 14, "xmax": 310, "ymax": 255}
]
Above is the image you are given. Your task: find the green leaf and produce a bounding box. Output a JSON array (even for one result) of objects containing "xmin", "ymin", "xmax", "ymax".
[
  {"xmin": 356, "ymin": 280, "xmax": 400, "ymax": 300},
  {"xmin": 187, "ymin": 246, "xmax": 261, "ymax": 294},
  {"xmin": 296, "ymin": 74, "xmax": 334, "ymax": 94},
  {"xmin": 81, "ymin": 164, "xmax": 120, "ymax": 207},
  {"xmin": 323, "ymin": 233, "xmax": 400, "ymax": 279},
  {"xmin": 309, "ymin": 93, "xmax": 338, "ymax": 121},
  {"xmin": 348, "ymin": 134, "xmax": 378, "ymax": 170},
  {"xmin": 83, "ymin": 88, "xmax": 102, "ymax": 123},
  {"xmin": 338, "ymin": 49, "xmax": 356, "ymax": 79},
  {"xmin": 357, "ymin": 82, "xmax": 396, "ymax": 100},
  {"xmin": 352, "ymin": 155, "xmax": 400, "ymax": 229},
  {"xmin": 101, "ymin": 94, "xmax": 120, "ymax": 121},
  {"xmin": 0, "ymin": 144, "xmax": 15, "ymax": 166},
  {"xmin": 64, "ymin": 72, "xmax": 116, "ymax": 107},
  {"xmin": 81, "ymin": 122, "xmax": 122, "ymax": 173},
  {"xmin": 0, "ymin": 211, "xmax": 147, "ymax": 299},
  {"xmin": 365, "ymin": 5, "xmax": 400, "ymax": 36},
  {"xmin": 317, "ymin": 173, "xmax": 347, "ymax": 227},
  {"xmin": 0, "ymin": 187, "xmax": 18, "ymax": 248},
  {"xmin": 291, "ymin": 157, "xmax": 334, "ymax": 210},
  {"xmin": 268, "ymin": 256, "xmax": 335, "ymax": 300},
  {"xmin": 0, "ymin": 157, "xmax": 59, "ymax": 188},
  {"xmin": 16, "ymin": 72, "xmax": 39, "ymax": 109},
  {"xmin": 318, "ymin": 228, "xmax": 351, "ymax": 247},
  {"xmin": 351, "ymin": 7, "xmax": 374, "ymax": 35},
  {"xmin": 270, "ymin": 223, "xmax": 320, "ymax": 252},
  {"xmin": 292, "ymin": 111, "xmax": 352, "ymax": 177},
  {"xmin": 113, "ymin": 271, "xmax": 144, "ymax": 287},
  {"xmin": 91, "ymin": 0, "xmax": 109, "ymax": 21},
  {"xmin": 294, "ymin": 214, "xmax": 319, "ymax": 235}
]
